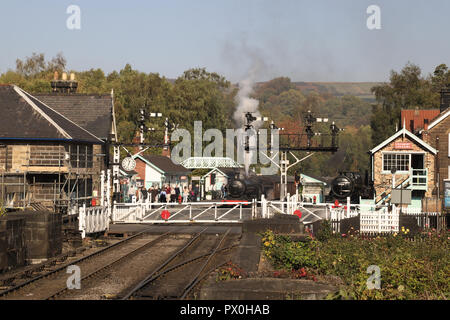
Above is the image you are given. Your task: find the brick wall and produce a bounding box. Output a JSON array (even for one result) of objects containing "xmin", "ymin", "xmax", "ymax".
[
  {"xmin": 422, "ymin": 115, "xmax": 450, "ymax": 198},
  {"xmin": 373, "ymin": 135, "xmax": 435, "ymax": 201},
  {"xmin": 135, "ymin": 158, "xmax": 146, "ymax": 182}
]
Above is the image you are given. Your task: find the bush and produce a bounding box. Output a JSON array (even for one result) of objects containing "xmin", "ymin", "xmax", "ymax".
[{"xmin": 261, "ymin": 229, "xmax": 450, "ymax": 300}]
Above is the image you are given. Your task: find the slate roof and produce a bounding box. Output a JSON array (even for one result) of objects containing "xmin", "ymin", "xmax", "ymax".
[
  {"xmin": 140, "ymin": 155, "xmax": 190, "ymax": 175},
  {"xmin": 0, "ymin": 85, "xmax": 103, "ymax": 144},
  {"xmin": 34, "ymin": 93, "xmax": 113, "ymax": 141}
]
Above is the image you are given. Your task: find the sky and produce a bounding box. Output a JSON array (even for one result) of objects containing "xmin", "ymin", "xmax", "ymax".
[{"xmin": 1, "ymin": 0, "xmax": 449, "ymax": 83}]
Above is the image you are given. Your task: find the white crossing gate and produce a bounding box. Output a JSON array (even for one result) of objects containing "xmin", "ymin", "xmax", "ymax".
[
  {"xmin": 78, "ymin": 203, "xmax": 110, "ymax": 238},
  {"xmin": 259, "ymin": 194, "xmax": 324, "ymax": 224},
  {"xmin": 111, "ymin": 198, "xmax": 251, "ymax": 223}
]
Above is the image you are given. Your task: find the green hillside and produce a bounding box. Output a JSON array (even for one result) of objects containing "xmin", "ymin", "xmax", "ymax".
[{"xmin": 292, "ymin": 82, "xmax": 380, "ymax": 101}]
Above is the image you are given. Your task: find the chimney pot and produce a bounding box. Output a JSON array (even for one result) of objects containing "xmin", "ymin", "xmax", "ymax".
[
  {"xmin": 53, "ymin": 71, "xmax": 59, "ymax": 80},
  {"xmin": 62, "ymin": 72, "xmax": 68, "ymax": 81},
  {"xmin": 70, "ymin": 72, "xmax": 75, "ymax": 81}
]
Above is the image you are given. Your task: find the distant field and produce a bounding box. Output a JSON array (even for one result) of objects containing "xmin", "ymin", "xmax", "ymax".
[{"xmin": 292, "ymin": 81, "xmax": 381, "ymax": 101}]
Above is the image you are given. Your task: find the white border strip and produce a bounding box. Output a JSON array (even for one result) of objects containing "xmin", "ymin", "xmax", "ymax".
[{"xmin": 14, "ymin": 85, "xmax": 71, "ymax": 139}]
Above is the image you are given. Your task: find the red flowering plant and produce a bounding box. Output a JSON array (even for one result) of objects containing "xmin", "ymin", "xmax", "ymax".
[{"xmin": 216, "ymin": 261, "xmax": 247, "ymax": 282}]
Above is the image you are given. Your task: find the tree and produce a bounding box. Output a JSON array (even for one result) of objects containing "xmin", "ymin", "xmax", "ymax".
[
  {"xmin": 370, "ymin": 62, "xmax": 439, "ymax": 146},
  {"xmin": 15, "ymin": 52, "xmax": 66, "ymax": 78},
  {"xmin": 431, "ymin": 64, "xmax": 450, "ymax": 91}
]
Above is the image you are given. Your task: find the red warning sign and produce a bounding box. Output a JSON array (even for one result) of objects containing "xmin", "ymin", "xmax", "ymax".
[
  {"xmin": 332, "ymin": 200, "xmax": 341, "ymax": 208},
  {"xmin": 293, "ymin": 210, "xmax": 302, "ymax": 219},
  {"xmin": 161, "ymin": 210, "xmax": 170, "ymax": 220}
]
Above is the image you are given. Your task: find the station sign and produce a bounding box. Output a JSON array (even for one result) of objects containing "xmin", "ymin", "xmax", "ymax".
[{"xmin": 394, "ymin": 142, "xmax": 412, "ymax": 150}]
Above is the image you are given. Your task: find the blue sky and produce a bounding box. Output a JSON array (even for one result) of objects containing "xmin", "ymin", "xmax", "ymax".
[{"xmin": 1, "ymin": 0, "xmax": 449, "ymax": 82}]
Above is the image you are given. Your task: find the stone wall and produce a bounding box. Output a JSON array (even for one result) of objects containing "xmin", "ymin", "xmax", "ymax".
[
  {"xmin": 0, "ymin": 216, "xmax": 26, "ymax": 271},
  {"xmin": 0, "ymin": 141, "xmax": 104, "ymax": 208},
  {"xmin": 0, "ymin": 145, "xmax": 12, "ymax": 171},
  {"xmin": 29, "ymin": 145, "xmax": 65, "ymax": 166},
  {"xmin": 6, "ymin": 211, "xmax": 62, "ymax": 264}
]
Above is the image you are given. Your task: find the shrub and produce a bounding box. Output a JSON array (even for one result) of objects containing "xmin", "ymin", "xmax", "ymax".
[{"xmin": 261, "ymin": 228, "xmax": 450, "ymax": 300}]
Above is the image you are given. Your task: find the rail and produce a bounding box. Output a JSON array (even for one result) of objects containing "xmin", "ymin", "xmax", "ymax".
[
  {"xmin": 120, "ymin": 227, "xmax": 235, "ymax": 300},
  {"xmin": 0, "ymin": 227, "xmax": 156, "ymax": 299},
  {"xmin": 120, "ymin": 227, "xmax": 209, "ymax": 300}
]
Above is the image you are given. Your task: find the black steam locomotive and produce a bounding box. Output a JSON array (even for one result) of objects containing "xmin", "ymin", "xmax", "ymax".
[
  {"xmin": 326, "ymin": 171, "xmax": 374, "ymax": 203},
  {"xmin": 224, "ymin": 174, "xmax": 296, "ymax": 202}
]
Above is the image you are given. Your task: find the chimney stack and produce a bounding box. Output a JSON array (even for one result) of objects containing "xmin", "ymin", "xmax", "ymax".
[
  {"xmin": 440, "ymin": 87, "xmax": 450, "ymax": 113},
  {"xmin": 51, "ymin": 71, "xmax": 78, "ymax": 93}
]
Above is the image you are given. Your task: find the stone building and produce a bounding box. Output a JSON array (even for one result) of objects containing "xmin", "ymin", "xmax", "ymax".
[
  {"xmin": 421, "ymin": 107, "xmax": 450, "ymax": 211},
  {"xmin": 369, "ymin": 127, "xmax": 437, "ymax": 210},
  {"xmin": 401, "ymin": 89, "xmax": 450, "ymax": 212},
  {"xmin": 0, "ymin": 85, "xmax": 104, "ymax": 211},
  {"xmin": 34, "ymin": 84, "xmax": 118, "ymax": 171}
]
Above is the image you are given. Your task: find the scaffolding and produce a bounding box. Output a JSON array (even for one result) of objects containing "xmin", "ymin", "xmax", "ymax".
[{"xmin": 0, "ymin": 143, "xmax": 100, "ymax": 212}]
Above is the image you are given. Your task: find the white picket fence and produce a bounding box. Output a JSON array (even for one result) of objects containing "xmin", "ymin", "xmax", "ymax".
[
  {"xmin": 359, "ymin": 207, "xmax": 399, "ymax": 233},
  {"xmin": 260, "ymin": 194, "xmax": 402, "ymax": 234}
]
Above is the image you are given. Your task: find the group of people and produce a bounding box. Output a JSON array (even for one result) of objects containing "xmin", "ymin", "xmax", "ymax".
[{"xmin": 136, "ymin": 184, "xmax": 197, "ymax": 203}]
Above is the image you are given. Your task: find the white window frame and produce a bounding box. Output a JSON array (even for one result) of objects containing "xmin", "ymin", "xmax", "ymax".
[{"xmin": 381, "ymin": 152, "xmax": 411, "ymax": 174}]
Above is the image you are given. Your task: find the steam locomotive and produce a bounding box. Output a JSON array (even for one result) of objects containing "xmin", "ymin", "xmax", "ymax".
[
  {"xmin": 326, "ymin": 171, "xmax": 374, "ymax": 203},
  {"xmin": 224, "ymin": 174, "xmax": 296, "ymax": 202},
  {"xmin": 223, "ymin": 170, "xmax": 374, "ymax": 204}
]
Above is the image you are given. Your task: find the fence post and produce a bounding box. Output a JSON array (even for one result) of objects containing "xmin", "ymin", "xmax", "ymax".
[
  {"xmin": 100, "ymin": 170, "xmax": 105, "ymax": 206},
  {"xmin": 239, "ymin": 203, "xmax": 242, "ymax": 220},
  {"xmin": 251, "ymin": 199, "xmax": 254, "ymax": 219},
  {"xmin": 346, "ymin": 197, "xmax": 350, "ymax": 218},
  {"xmin": 79, "ymin": 203, "xmax": 86, "ymax": 239},
  {"xmin": 261, "ymin": 194, "xmax": 266, "ymax": 219}
]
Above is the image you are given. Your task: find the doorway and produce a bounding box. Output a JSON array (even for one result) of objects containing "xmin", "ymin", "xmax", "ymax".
[{"xmin": 411, "ymin": 154, "xmax": 424, "ymax": 169}]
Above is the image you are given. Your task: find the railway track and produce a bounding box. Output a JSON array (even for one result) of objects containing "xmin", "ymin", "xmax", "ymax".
[
  {"xmin": 120, "ymin": 227, "xmax": 238, "ymax": 300},
  {"xmin": 0, "ymin": 227, "xmax": 170, "ymax": 300}
]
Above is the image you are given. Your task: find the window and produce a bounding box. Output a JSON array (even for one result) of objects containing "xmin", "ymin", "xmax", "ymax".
[
  {"xmin": 68, "ymin": 145, "xmax": 93, "ymax": 168},
  {"xmin": 383, "ymin": 153, "xmax": 410, "ymax": 172}
]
